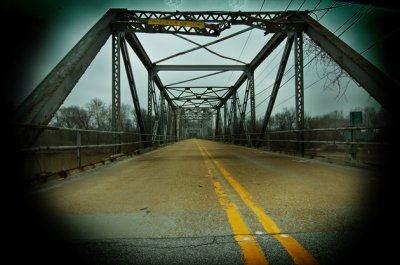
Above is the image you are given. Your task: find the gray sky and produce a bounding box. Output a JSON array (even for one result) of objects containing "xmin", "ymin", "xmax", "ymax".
[{"xmin": 7, "ymin": 0, "xmax": 399, "ymax": 117}]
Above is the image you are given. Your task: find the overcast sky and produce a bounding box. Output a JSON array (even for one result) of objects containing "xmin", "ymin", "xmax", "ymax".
[{"xmin": 6, "ymin": 0, "xmax": 400, "ymax": 118}]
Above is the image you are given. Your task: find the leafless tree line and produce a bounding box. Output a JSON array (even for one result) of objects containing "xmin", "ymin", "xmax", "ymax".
[{"xmin": 50, "ymin": 98, "xmax": 149, "ymax": 132}]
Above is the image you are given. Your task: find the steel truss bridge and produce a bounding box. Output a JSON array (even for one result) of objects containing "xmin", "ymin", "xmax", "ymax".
[{"xmin": 15, "ymin": 9, "xmax": 398, "ymax": 156}]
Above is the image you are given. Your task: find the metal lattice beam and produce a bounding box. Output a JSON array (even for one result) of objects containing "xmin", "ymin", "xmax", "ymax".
[
  {"xmin": 215, "ymin": 108, "xmax": 220, "ymax": 138},
  {"xmin": 294, "ymin": 32, "xmax": 304, "ymax": 156},
  {"xmin": 15, "ymin": 9, "xmax": 122, "ymax": 125},
  {"xmin": 249, "ymin": 70, "xmax": 256, "ymax": 135},
  {"xmin": 113, "ymin": 10, "xmax": 306, "ymax": 36},
  {"xmin": 111, "ymin": 32, "xmax": 121, "ymax": 154}
]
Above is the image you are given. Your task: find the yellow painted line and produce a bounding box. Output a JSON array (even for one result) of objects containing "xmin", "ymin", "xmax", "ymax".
[
  {"xmin": 148, "ymin": 18, "xmax": 205, "ymax": 29},
  {"xmin": 197, "ymin": 142, "xmax": 268, "ymax": 265},
  {"xmin": 199, "ymin": 143, "xmax": 319, "ymax": 265}
]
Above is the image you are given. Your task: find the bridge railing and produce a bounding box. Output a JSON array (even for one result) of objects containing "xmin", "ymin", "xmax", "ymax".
[
  {"xmin": 14, "ymin": 124, "xmax": 177, "ymax": 181},
  {"xmin": 211, "ymin": 126, "xmax": 388, "ymax": 166}
]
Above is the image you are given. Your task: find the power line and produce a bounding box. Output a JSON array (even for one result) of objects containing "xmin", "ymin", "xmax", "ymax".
[
  {"xmin": 297, "ymin": 0, "xmax": 306, "ymax": 11},
  {"xmin": 262, "ymin": 6, "xmax": 373, "ymax": 112},
  {"xmin": 333, "ymin": 6, "xmax": 365, "ymax": 34},
  {"xmin": 360, "ymin": 27, "xmax": 400, "ymax": 54},
  {"xmin": 254, "ymin": 2, "xmax": 371, "ymax": 114},
  {"xmin": 338, "ymin": 6, "xmax": 373, "ymax": 37},
  {"xmin": 254, "ymin": 1, "xmax": 340, "ymax": 100},
  {"xmin": 224, "ymin": 0, "xmax": 266, "ymax": 86},
  {"xmin": 313, "ymin": 0, "xmax": 322, "ymax": 10},
  {"xmin": 285, "ymin": 0, "xmax": 294, "ymax": 11},
  {"xmin": 311, "ymin": 2, "xmax": 355, "ymax": 12},
  {"xmin": 237, "ymin": 0, "xmax": 266, "ymax": 60},
  {"xmin": 317, "ymin": 1, "xmax": 337, "ymax": 21}
]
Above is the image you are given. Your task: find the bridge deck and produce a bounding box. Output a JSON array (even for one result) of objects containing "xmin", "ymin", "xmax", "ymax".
[{"xmin": 31, "ymin": 139, "xmax": 377, "ymax": 265}]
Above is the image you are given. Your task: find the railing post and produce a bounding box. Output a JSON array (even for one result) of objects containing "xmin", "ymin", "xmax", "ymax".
[{"xmin": 76, "ymin": 131, "xmax": 81, "ymax": 168}]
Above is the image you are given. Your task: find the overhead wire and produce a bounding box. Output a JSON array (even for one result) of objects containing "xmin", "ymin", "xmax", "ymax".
[
  {"xmin": 172, "ymin": 34, "xmax": 246, "ymax": 64},
  {"xmin": 253, "ymin": 0, "xmax": 328, "ymax": 93},
  {"xmin": 250, "ymin": 1, "xmax": 372, "ymax": 116},
  {"xmin": 360, "ymin": 27, "xmax": 400, "ymax": 54},
  {"xmin": 156, "ymin": 27, "xmax": 253, "ymax": 64},
  {"xmin": 285, "ymin": 0, "xmax": 294, "ymax": 11},
  {"xmin": 266, "ymin": 4, "xmax": 373, "ymax": 111},
  {"xmin": 224, "ymin": 0, "xmax": 266, "ymax": 86}
]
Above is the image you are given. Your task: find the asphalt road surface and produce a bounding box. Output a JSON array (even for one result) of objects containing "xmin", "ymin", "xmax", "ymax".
[{"xmin": 21, "ymin": 139, "xmax": 385, "ymax": 264}]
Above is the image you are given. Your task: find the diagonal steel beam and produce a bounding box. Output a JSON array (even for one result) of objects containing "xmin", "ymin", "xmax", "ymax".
[
  {"xmin": 120, "ymin": 35, "xmax": 147, "ymax": 143},
  {"xmin": 217, "ymin": 32, "xmax": 287, "ymax": 109},
  {"xmin": 155, "ymin": 27, "xmax": 253, "ymax": 64},
  {"xmin": 299, "ymin": 13, "xmax": 399, "ymax": 114},
  {"xmin": 124, "ymin": 32, "xmax": 176, "ymax": 109},
  {"xmin": 258, "ymin": 36, "xmax": 294, "ymax": 147},
  {"xmin": 15, "ymin": 9, "xmax": 124, "ymax": 125},
  {"xmin": 172, "ymin": 34, "xmax": 246, "ymax": 64}
]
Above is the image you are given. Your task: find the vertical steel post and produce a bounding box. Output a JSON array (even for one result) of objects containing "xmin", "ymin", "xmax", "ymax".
[
  {"xmin": 76, "ymin": 131, "xmax": 81, "ymax": 168},
  {"xmin": 215, "ymin": 108, "xmax": 220, "ymax": 141},
  {"xmin": 223, "ymin": 103, "xmax": 227, "ymax": 142},
  {"xmin": 294, "ymin": 32, "xmax": 305, "ymax": 156},
  {"xmin": 232, "ymin": 93, "xmax": 237, "ymax": 144},
  {"xmin": 176, "ymin": 110, "xmax": 180, "ymax": 141},
  {"xmin": 148, "ymin": 71, "xmax": 153, "ymax": 136},
  {"xmin": 111, "ymin": 32, "xmax": 121, "ymax": 154},
  {"xmin": 249, "ymin": 70, "xmax": 256, "ymax": 141},
  {"xmin": 160, "ymin": 92, "xmax": 167, "ymax": 144}
]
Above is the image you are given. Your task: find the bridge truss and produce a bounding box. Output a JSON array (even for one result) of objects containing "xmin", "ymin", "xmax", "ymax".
[{"xmin": 15, "ymin": 9, "xmax": 398, "ymax": 155}]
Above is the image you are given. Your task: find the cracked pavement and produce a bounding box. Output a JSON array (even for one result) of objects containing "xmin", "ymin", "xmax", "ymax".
[{"xmin": 23, "ymin": 139, "xmax": 382, "ymax": 264}]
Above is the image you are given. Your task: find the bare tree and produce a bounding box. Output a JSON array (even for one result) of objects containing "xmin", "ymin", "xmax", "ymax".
[
  {"xmin": 304, "ymin": 36, "xmax": 353, "ymax": 100},
  {"xmin": 271, "ymin": 108, "xmax": 296, "ymax": 130},
  {"xmin": 86, "ymin": 98, "xmax": 110, "ymax": 130},
  {"xmin": 120, "ymin": 103, "xmax": 135, "ymax": 132},
  {"xmin": 51, "ymin": 106, "xmax": 91, "ymax": 129}
]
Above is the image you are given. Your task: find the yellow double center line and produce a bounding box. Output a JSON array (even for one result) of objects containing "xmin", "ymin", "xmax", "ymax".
[
  {"xmin": 198, "ymin": 143, "xmax": 268, "ymax": 265},
  {"xmin": 197, "ymin": 141, "xmax": 319, "ymax": 265}
]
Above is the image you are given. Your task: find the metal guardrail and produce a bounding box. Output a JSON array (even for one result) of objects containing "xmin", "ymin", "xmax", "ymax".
[
  {"xmin": 206, "ymin": 126, "xmax": 388, "ymax": 165},
  {"xmin": 15, "ymin": 124, "xmax": 177, "ymax": 152},
  {"xmin": 211, "ymin": 126, "xmax": 387, "ymax": 145},
  {"xmin": 15, "ymin": 124, "xmax": 178, "ymax": 180}
]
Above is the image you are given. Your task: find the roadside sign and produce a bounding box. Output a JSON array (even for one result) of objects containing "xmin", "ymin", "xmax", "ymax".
[{"xmin": 350, "ymin": 111, "xmax": 363, "ymax": 125}]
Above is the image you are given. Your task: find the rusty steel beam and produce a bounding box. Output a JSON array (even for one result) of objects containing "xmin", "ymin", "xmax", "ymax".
[
  {"xmin": 120, "ymin": 35, "xmax": 147, "ymax": 143},
  {"xmin": 258, "ymin": 36, "xmax": 294, "ymax": 147},
  {"xmin": 300, "ymin": 13, "xmax": 399, "ymax": 114},
  {"xmin": 15, "ymin": 9, "xmax": 125, "ymax": 125}
]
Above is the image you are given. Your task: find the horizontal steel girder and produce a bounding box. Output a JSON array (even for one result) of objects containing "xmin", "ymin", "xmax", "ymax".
[
  {"xmin": 112, "ymin": 10, "xmax": 306, "ymax": 36},
  {"xmin": 154, "ymin": 65, "xmax": 248, "ymax": 71}
]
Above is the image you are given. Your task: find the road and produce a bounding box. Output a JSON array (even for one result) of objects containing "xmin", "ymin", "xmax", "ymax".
[{"xmin": 23, "ymin": 139, "xmax": 381, "ymax": 265}]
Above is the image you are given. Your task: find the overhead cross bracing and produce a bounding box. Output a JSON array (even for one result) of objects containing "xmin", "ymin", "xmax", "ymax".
[{"xmin": 15, "ymin": 9, "xmax": 399, "ymax": 152}]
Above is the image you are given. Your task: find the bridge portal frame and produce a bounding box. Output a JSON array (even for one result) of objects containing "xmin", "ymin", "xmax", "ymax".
[{"xmin": 15, "ymin": 9, "xmax": 398, "ymax": 154}]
